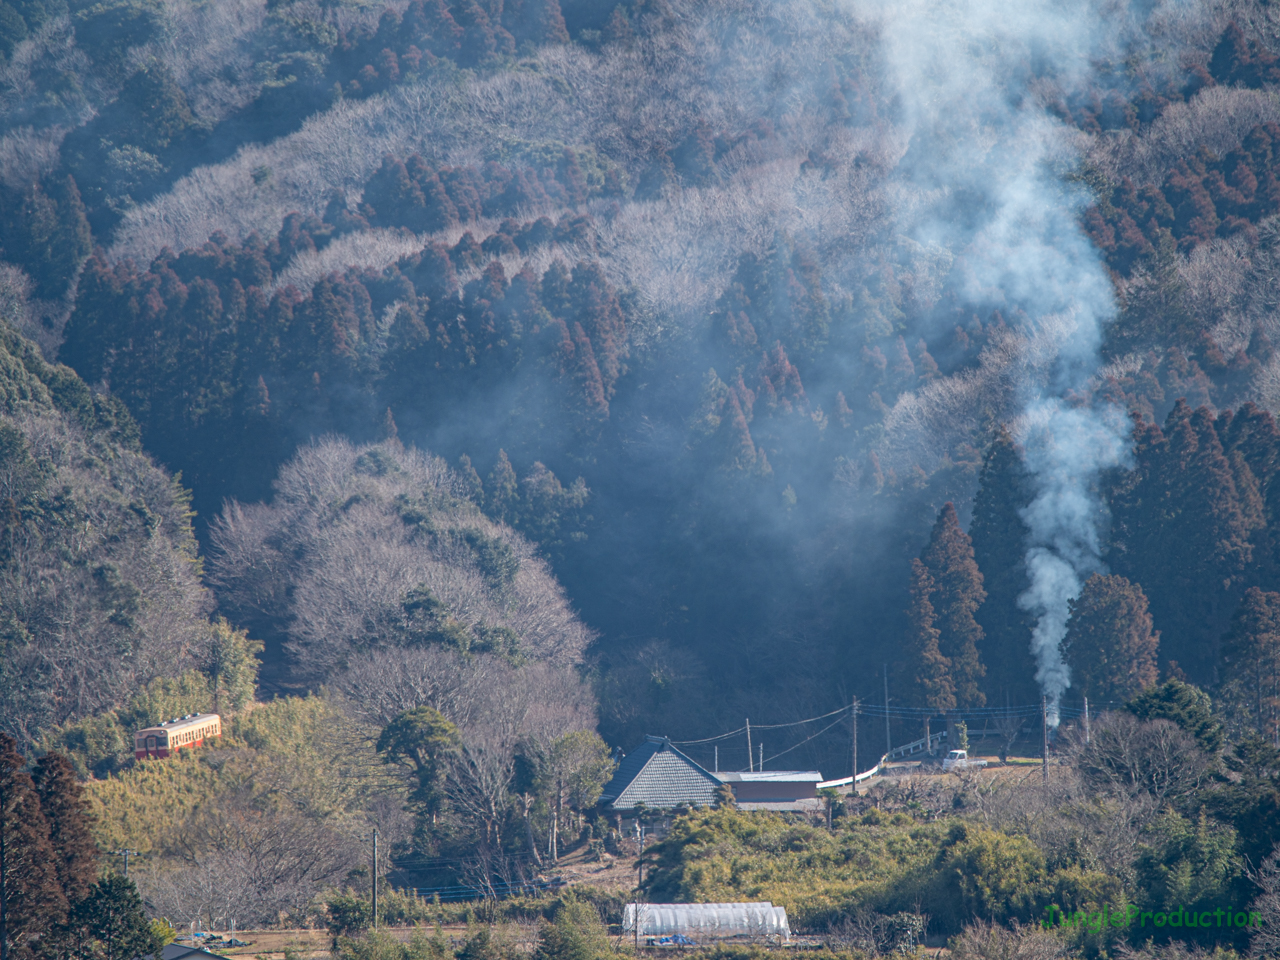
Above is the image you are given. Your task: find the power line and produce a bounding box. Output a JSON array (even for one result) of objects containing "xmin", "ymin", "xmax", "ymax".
[
  {"xmin": 672, "ymin": 697, "xmax": 1114, "ymax": 754},
  {"xmin": 760, "ymin": 714, "xmax": 852, "ymax": 767}
]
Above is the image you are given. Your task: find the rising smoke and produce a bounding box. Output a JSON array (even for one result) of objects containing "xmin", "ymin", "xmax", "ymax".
[{"xmin": 868, "ymin": 0, "xmax": 1137, "ymax": 720}]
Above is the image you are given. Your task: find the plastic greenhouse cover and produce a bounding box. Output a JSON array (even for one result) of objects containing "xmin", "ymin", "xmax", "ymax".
[{"xmin": 623, "ymin": 903, "xmax": 791, "ymax": 940}]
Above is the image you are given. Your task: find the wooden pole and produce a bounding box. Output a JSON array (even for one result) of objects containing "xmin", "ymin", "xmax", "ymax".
[
  {"xmin": 1041, "ymin": 697, "xmax": 1049, "ymax": 783},
  {"xmin": 746, "ymin": 719, "xmax": 752, "ymax": 772},
  {"xmin": 851, "ymin": 697, "xmax": 859, "ymax": 783},
  {"xmin": 883, "ymin": 665, "xmax": 892, "ymax": 755}
]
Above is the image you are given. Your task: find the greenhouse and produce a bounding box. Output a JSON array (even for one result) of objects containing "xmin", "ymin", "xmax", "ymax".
[{"xmin": 623, "ymin": 903, "xmax": 791, "ymax": 942}]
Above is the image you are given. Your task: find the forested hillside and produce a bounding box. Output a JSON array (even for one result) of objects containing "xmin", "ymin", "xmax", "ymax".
[{"xmin": 4, "ymin": 0, "xmax": 1280, "ymax": 802}]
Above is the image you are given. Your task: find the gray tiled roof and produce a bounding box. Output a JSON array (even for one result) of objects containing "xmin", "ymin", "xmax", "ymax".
[{"xmin": 600, "ymin": 736, "xmax": 722, "ymax": 809}]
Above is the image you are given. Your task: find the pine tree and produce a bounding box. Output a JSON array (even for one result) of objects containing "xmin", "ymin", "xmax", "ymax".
[
  {"xmin": 971, "ymin": 428, "xmax": 1038, "ymax": 705},
  {"xmin": 486, "ymin": 450, "xmax": 519, "ymax": 526},
  {"xmin": 30, "ymin": 754, "xmax": 97, "ymax": 907},
  {"xmin": 457, "ymin": 454, "xmax": 485, "ymax": 508},
  {"xmin": 1220, "ymin": 587, "xmax": 1280, "ymax": 744},
  {"xmin": 1063, "ymin": 573, "xmax": 1159, "ymax": 704},
  {"xmin": 71, "ymin": 876, "xmax": 159, "ymax": 960},
  {"xmin": 903, "ymin": 559, "xmax": 955, "ymax": 746},
  {"xmin": 921, "ymin": 502, "xmax": 987, "ymax": 708},
  {"xmin": 0, "ymin": 733, "xmax": 64, "ymax": 960}
]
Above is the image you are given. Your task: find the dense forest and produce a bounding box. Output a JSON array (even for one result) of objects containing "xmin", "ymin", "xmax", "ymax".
[{"xmin": 5, "ymin": 0, "xmax": 1280, "ymax": 953}]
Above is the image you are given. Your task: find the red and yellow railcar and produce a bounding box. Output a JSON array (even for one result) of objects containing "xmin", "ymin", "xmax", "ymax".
[{"xmin": 134, "ymin": 713, "xmax": 222, "ymax": 760}]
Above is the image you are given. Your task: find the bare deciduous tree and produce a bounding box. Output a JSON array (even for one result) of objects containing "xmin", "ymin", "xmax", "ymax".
[
  {"xmin": 141, "ymin": 787, "xmax": 361, "ymax": 928},
  {"xmin": 208, "ymin": 437, "xmax": 594, "ymax": 684},
  {"xmin": 1069, "ymin": 712, "xmax": 1214, "ymax": 803},
  {"xmin": 948, "ymin": 921, "xmax": 1066, "ymax": 960}
]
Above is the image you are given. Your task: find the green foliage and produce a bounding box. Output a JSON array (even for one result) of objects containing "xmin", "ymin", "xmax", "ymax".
[
  {"xmin": 1127, "ymin": 680, "xmax": 1223, "ymax": 753},
  {"xmin": 204, "ymin": 618, "xmax": 264, "ymax": 714},
  {"xmin": 85, "ymin": 694, "xmax": 396, "ymax": 855},
  {"xmin": 546, "ymin": 731, "xmax": 614, "ymax": 812},
  {"xmin": 71, "ymin": 874, "xmax": 163, "ymax": 960},
  {"xmin": 232, "ymin": 695, "xmax": 397, "ymax": 819},
  {"xmin": 463, "ymin": 529, "xmax": 520, "ymax": 589},
  {"xmin": 71, "ymin": 0, "xmax": 164, "ymax": 74},
  {"xmin": 0, "ymin": 175, "xmax": 92, "ymax": 297},
  {"xmin": 38, "ymin": 669, "xmax": 213, "ymax": 778},
  {"xmin": 536, "ymin": 900, "xmax": 610, "ymax": 960},
  {"xmin": 378, "ymin": 705, "xmax": 460, "ymax": 811},
  {"xmin": 641, "ymin": 805, "xmax": 952, "ymax": 927},
  {"xmin": 41, "ymin": 623, "xmax": 260, "ymax": 775},
  {"xmin": 1134, "ymin": 811, "xmax": 1244, "ymax": 929},
  {"xmin": 456, "ymin": 925, "xmax": 522, "ymax": 960},
  {"xmin": 920, "ymin": 823, "xmax": 1048, "ymax": 932},
  {"xmin": 150, "ymin": 918, "xmax": 177, "ymax": 945},
  {"xmin": 328, "ymin": 893, "xmax": 373, "ymax": 941}
]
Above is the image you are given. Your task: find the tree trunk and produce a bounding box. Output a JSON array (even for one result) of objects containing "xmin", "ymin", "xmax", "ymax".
[
  {"xmin": 551, "ymin": 780, "xmax": 562, "ymax": 862},
  {"xmin": 522, "ymin": 795, "xmax": 542, "ymax": 868}
]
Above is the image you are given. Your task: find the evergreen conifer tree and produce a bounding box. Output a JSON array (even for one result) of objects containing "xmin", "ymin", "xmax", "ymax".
[
  {"xmin": 1220, "ymin": 587, "xmax": 1280, "ymax": 744},
  {"xmin": 486, "ymin": 450, "xmax": 519, "ymax": 525},
  {"xmin": 1063, "ymin": 573, "xmax": 1159, "ymax": 703},
  {"xmin": 903, "ymin": 558, "xmax": 955, "ymax": 746},
  {"xmin": 0, "ymin": 733, "xmax": 64, "ymax": 960},
  {"xmin": 71, "ymin": 876, "xmax": 159, "ymax": 960},
  {"xmin": 30, "ymin": 754, "xmax": 97, "ymax": 907},
  {"xmin": 457, "ymin": 454, "xmax": 485, "ymax": 508},
  {"xmin": 970, "ymin": 429, "xmax": 1038, "ymax": 705},
  {"xmin": 1112, "ymin": 403, "xmax": 1261, "ymax": 683},
  {"xmin": 921, "ymin": 502, "xmax": 987, "ymax": 708}
]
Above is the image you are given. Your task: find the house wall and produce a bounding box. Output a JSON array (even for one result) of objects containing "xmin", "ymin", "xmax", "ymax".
[{"xmin": 729, "ymin": 781, "xmax": 817, "ymax": 801}]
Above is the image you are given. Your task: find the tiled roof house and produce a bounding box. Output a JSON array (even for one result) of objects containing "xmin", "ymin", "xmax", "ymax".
[
  {"xmin": 600, "ymin": 736, "xmax": 824, "ymax": 811},
  {"xmin": 599, "ymin": 736, "xmax": 722, "ymax": 809}
]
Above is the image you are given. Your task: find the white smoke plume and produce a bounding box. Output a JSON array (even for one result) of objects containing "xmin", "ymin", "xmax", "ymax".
[{"xmin": 867, "ymin": 0, "xmax": 1142, "ymax": 720}]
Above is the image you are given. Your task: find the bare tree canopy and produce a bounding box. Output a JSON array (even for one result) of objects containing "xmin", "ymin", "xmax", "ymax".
[
  {"xmin": 0, "ymin": 326, "xmax": 211, "ymax": 744},
  {"xmin": 208, "ymin": 437, "xmax": 594, "ymax": 683}
]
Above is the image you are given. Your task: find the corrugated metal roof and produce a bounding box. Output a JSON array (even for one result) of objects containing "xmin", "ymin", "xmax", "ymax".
[
  {"xmin": 715, "ymin": 771, "xmax": 823, "ymax": 783},
  {"xmin": 600, "ymin": 736, "xmax": 722, "ymax": 809}
]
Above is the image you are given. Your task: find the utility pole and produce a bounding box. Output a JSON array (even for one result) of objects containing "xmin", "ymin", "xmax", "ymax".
[
  {"xmin": 714, "ymin": 745, "xmax": 718, "ymax": 773},
  {"xmin": 883, "ymin": 665, "xmax": 892, "ymax": 756},
  {"xmin": 113, "ymin": 849, "xmax": 137, "ymax": 878},
  {"xmin": 1083, "ymin": 696, "xmax": 1090, "ymax": 744},
  {"xmin": 851, "ymin": 697, "xmax": 859, "ymax": 783},
  {"xmin": 758, "ymin": 743, "xmax": 763, "ymax": 771},
  {"xmin": 745, "ymin": 719, "xmax": 752, "ymax": 772},
  {"xmin": 1041, "ymin": 697, "xmax": 1049, "ymax": 783},
  {"xmin": 372, "ymin": 830, "xmax": 379, "ymax": 930}
]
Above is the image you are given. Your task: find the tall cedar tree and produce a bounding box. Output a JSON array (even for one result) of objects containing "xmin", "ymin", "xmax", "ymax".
[
  {"xmin": 30, "ymin": 754, "xmax": 97, "ymax": 906},
  {"xmin": 903, "ymin": 558, "xmax": 956, "ymax": 746},
  {"xmin": 1220, "ymin": 587, "xmax": 1280, "ymax": 743},
  {"xmin": 1063, "ymin": 573, "xmax": 1160, "ymax": 704},
  {"xmin": 921, "ymin": 502, "xmax": 987, "ymax": 708},
  {"xmin": 0, "ymin": 734, "xmax": 64, "ymax": 960},
  {"xmin": 71, "ymin": 876, "xmax": 159, "ymax": 960},
  {"xmin": 1111, "ymin": 402, "xmax": 1260, "ymax": 682},
  {"xmin": 970, "ymin": 429, "xmax": 1039, "ymax": 705}
]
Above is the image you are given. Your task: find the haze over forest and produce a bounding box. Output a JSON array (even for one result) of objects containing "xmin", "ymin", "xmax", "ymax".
[{"xmin": 4, "ymin": 0, "xmax": 1280, "ymax": 948}]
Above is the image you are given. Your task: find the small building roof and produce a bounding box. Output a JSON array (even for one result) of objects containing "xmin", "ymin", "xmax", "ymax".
[
  {"xmin": 159, "ymin": 945, "xmax": 226, "ymax": 960},
  {"xmin": 600, "ymin": 736, "xmax": 722, "ymax": 809},
  {"xmin": 715, "ymin": 771, "xmax": 823, "ymax": 783}
]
